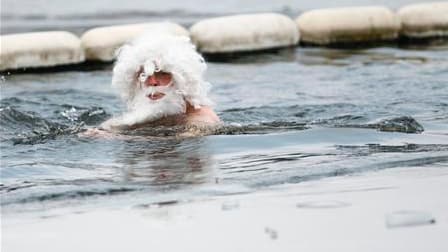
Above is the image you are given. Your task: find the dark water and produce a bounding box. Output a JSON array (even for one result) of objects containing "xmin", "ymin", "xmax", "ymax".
[{"xmin": 1, "ymin": 43, "xmax": 448, "ymax": 215}]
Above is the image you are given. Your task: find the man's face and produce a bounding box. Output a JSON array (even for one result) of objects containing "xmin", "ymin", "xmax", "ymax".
[
  {"xmin": 137, "ymin": 68, "xmax": 174, "ymax": 101},
  {"xmin": 124, "ymin": 66, "xmax": 186, "ymax": 124}
]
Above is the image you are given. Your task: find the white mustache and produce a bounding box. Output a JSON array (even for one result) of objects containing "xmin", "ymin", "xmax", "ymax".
[
  {"xmin": 140, "ymin": 85, "xmax": 184, "ymax": 98},
  {"xmin": 126, "ymin": 82, "xmax": 187, "ymax": 125}
]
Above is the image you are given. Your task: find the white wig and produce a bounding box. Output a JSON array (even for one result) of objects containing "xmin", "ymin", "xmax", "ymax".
[{"xmin": 112, "ymin": 33, "xmax": 213, "ymax": 109}]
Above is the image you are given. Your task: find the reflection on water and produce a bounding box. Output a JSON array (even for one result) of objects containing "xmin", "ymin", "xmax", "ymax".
[{"xmin": 117, "ymin": 138, "xmax": 214, "ymax": 188}]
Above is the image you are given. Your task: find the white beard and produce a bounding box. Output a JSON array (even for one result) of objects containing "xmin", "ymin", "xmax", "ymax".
[{"xmin": 102, "ymin": 86, "xmax": 186, "ymax": 130}]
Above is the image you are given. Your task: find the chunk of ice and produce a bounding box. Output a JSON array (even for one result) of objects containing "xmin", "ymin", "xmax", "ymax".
[{"xmin": 386, "ymin": 210, "xmax": 436, "ymax": 228}]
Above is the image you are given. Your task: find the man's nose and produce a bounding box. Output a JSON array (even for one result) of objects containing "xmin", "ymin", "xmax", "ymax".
[{"xmin": 146, "ymin": 75, "xmax": 159, "ymax": 86}]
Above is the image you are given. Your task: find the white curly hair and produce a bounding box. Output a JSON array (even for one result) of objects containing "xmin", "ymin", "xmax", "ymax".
[{"xmin": 111, "ymin": 33, "xmax": 213, "ymax": 110}]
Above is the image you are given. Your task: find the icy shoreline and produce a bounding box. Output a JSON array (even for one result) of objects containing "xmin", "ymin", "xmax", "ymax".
[{"xmin": 3, "ymin": 165, "xmax": 447, "ymax": 252}]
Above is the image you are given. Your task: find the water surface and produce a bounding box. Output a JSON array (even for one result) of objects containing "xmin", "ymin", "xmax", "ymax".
[{"xmin": 2, "ymin": 43, "xmax": 448, "ymax": 216}]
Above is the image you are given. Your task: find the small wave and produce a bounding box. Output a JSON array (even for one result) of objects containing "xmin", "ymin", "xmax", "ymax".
[
  {"xmin": 214, "ymin": 121, "xmax": 308, "ymax": 135},
  {"xmin": 256, "ymin": 155, "xmax": 448, "ymax": 188},
  {"xmin": 313, "ymin": 115, "xmax": 424, "ymax": 133},
  {"xmin": 374, "ymin": 116, "xmax": 424, "ymax": 133},
  {"xmin": 59, "ymin": 105, "xmax": 109, "ymax": 125},
  {"xmin": 0, "ymin": 181, "xmax": 35, "ymax": 193},
  {"xmin": 15, "ymin": 89, "xmax": 81, "ymax": 96},
  {"xmin": 0, "ymin": 106, "xmax": 64, "ymax": 133},
  {"xmin": 220, "ymin": 104, "xmax": 360, "ymax": 124},
  {"xmin": 0, "ymin": 106, "xmax": 84, "ymax": 144},
  {"xmin": 221, "ymin": 105, "xmax": 425, "ymax": 134},
  {"xmin": 311, "ymin": 114, "xmax": 367, "ymax": 125},
  {"xmin": 336, "ymin": 143, "xmax": 448, "ymax": 156},
  {"xmin": 0, "ymin": 92, "xmax": 111, "ymax": 144},
  {"xmin": 0, "ymin": 97, "xmax": 42, "ymax": 106},
  {"xmin": 11, "ymin": 125, "xmax": 84, "ymax": 145},
  {"xmin": 220, "ymin": 152, "xmax": 327, "ymax": 172},
  {"xmin": 2, "ymin": 187, "xmax": 137, "ymax": 206},
  {"xmin": 222, "ymin": 105, "xmax": 424, "ymax": 134}
]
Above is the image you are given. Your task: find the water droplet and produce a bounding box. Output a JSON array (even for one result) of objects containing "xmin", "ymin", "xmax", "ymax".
[{"xmin": 385, "ymin": 210, "xmax": 436, "ymax": 228}]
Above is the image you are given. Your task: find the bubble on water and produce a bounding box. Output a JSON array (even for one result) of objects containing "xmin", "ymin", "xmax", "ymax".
[
  {"xmin": 296, "ymin": 200, "xmax": 351, "ymax": 209},
  {"xmin": 385, "ymin": 210, "xmax": 436, "ymax": 228}
]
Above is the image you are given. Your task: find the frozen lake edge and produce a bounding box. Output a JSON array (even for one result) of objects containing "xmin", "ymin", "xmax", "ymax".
[{"xmin": 3, "ymin": 164, "xmax": 448, "ymax": 252}]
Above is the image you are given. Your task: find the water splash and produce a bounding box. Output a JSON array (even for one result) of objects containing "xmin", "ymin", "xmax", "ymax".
[{"xmin": 0, "ymin": 106, "xmax": 88, "ymax": 144}]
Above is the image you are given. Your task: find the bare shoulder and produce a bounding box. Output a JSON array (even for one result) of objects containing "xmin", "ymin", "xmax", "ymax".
[{"xmin": 186, "ymin": 106, "xmax": 221, "ymax": 127}]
